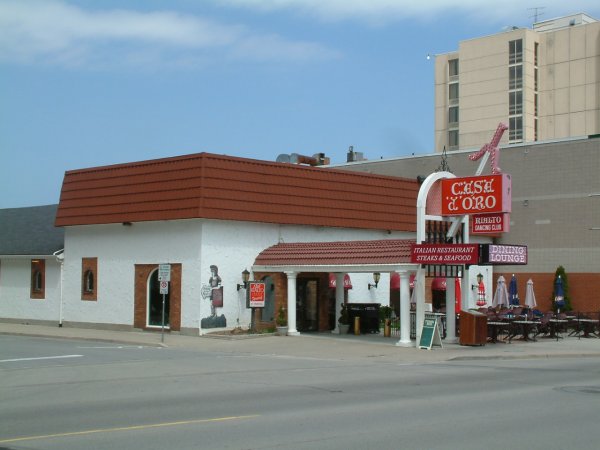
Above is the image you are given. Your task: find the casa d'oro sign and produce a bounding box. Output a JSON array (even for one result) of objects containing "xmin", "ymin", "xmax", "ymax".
[{"xmin": 441, "ymin": 174, "xmax": 512, "ymax": 216}]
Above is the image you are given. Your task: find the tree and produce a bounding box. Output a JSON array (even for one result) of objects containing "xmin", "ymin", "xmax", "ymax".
[{"xmin": 551, "ymin": 266, "xmax": 572, "ymax": 312}]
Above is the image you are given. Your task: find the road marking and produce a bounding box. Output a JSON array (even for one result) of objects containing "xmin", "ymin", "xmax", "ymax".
[
  {"xmin": 0, "ymin": 354, "xmax": 83, "ymax": 363},
  {"xmin": 0, "ymin": 415, "xmax": 259, "ymax": 444}
]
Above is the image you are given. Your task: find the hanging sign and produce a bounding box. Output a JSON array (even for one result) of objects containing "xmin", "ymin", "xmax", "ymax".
[
  {"xmin": 471, "ymin": 213, "xmax": 510, "ymax": 234},
  {"xmin": 411, "ymin": 244, "xmax": 479, "ymax": 265},
  {"xmin": 441, "ymin": 174, "xmax": 512, "ymax": 216},
  {"xmin": 247, "ymin": 281, "xmax": 266, "ymax": 308},
  {"xmin": 479, "ymin": 244, "xmax": 528, "ymax": 265},
  {"xmin": 419, "ymin": 317, "xmax": 443, "ymax": 350}
]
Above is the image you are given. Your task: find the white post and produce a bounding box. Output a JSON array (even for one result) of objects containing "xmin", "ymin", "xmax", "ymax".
[
  {"xmin": 334, "ymin": 273, "xmax": 344, "ymax": 334},
  {"xmin": 285, "ymin": 271, "xmax": 299, "ymax": 335},
  {"xmin": 445, "ymin": 276, "xmax": 457, "ymax": 342},
  {"xmin": 396, "ymin": 271, "xmax": 413, "ymax": 346}
]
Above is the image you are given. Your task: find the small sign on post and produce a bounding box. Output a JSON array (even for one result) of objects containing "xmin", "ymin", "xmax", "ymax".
[
  {"xmin": 158, "ymin": 264, "xmax": 171, "ymax": 282},
  {"xmin": 159, "ymin": 280, "xmax": 169, "ymax": 294},
  {"xmin": 248, "ymin": 281, "xmax": 266, "ymax": 308}
]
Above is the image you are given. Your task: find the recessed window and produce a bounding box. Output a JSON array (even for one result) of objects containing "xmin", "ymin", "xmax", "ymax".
[
  {"xmin": 81, "ymin": 257, "xmax": 98, "ymax": 301},
  {"xmin": 448, "ymin": 106, "xmax": 459, "ymax": 125},
  {"xmin": 448, "ymin": 130, "xmax": 459, "ymax": 149},
  {"xmin": 509, "ymin": 39, "xmax": 523, "ymax": 64},
  {"xmin": 509, "ymin": 91, "xmax": 523, "ymax": 115},
  {"xmin": 448, "ymin": 59, "xmax": 459, "ymax": 79},
  {"xmin": 30, "ymin": 259, "xmax": 45, "ymax": 299},
  {"xmin": 509, "ymin": 65, "xmax": 522, "ymax": 90},
  {"xmin": 509, "ymin": 116, "xmax": 523, "ymax": 141}
]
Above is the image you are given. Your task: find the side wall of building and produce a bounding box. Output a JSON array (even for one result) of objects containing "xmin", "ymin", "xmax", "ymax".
[{"xmin": 0, "ymin": 257, "xmax": 62, "ymax": 324}]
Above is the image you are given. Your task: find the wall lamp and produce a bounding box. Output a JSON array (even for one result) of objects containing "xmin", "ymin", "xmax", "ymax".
[
  {"xmin": 237, "ymin": 269, "xmax": 250, "ymax": 291},
  {"xmin": 368, "ymin": 272, "xmax": 381, "ymax": 290}
]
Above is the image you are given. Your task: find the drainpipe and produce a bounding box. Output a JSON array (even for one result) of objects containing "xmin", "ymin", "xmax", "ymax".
[{"xmin": 53, "ymin": 249, "xmax": 64, "ymax": 327}]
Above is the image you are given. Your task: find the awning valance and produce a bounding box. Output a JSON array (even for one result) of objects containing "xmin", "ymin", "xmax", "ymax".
[
  {"xmin": 390, "ymin": 273, "xmax": 415, "ymax": 291},
  {"xmin": 328, "ymin": 273, "xmax": 352, "ymax": 289}
]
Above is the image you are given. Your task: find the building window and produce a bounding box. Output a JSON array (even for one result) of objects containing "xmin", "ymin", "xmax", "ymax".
[
  {"xmin": 509, "ymin": 39, "xmax": 522, "ymax": 64},
  {"xmin": 449, "ymin": 83, "xmax": 459, "ymax": 105},
  {"xmin": 30, "ymin": 259, "xmax": 45, "ymax": 299},
  {"xmin": 509, "ymin": 65, "xmax": 522, "ymax": 89},
  {"xmin": 448, "ymin": 58, "xmax": 459, "ymax": 80},
  {"xmin": 509, "ymin": 91, "xmax": 523, "ymax": 115},
  {"xmin": 448, "ymin": 106, "xmax": 459, "ymax": 126},
  {"xmin": 81, "ymin": 257, "xmax": 98, "ymax": 301},
  {"xmin": 509, "ymin": 116, "xmax": 523, "ymax": 141},
  {"xmin": 534, "ymin": 42, "xmax": 539, "ymax": 66},
  {"xmin": 448, "ymin": 130, "xmax": 459, "ymax": 149},
  {"xmin": 534, "ymin": 118, "xmax": 538, "ymax": 141},
  {"xmin": 534, "ymin": 93, "xmax": 539, "ymax": 116}
]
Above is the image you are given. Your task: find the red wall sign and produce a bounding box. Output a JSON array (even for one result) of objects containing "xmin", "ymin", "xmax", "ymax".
[
  {"xmin": 410, "ymin": 244, "xmax": 479, "ymax": 265},
  {"xmin": 248, "ymin": 282, "xmax": 266, "ymax": 308},
  {"xmin": 441, "ymin": 174, "xmax": 512, "ymax": 216},
  {"xmin": 471, "ymin": 213, "xmax": 510, "ymax": 234}
]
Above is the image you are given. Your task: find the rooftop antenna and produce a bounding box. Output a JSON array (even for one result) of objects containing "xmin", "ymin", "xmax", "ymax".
[{"xmin": 528, "ymin": 6, "xmax": 545, "ymax": 25}]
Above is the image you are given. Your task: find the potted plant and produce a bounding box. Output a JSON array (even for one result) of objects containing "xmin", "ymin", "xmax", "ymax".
[
  {"xmin": 276, "ymin": 305, "xmax": 288, "ymax": 336},
  {"xmin": 338, "ymin": 303, "xmax": 350, "ymax": 334}
]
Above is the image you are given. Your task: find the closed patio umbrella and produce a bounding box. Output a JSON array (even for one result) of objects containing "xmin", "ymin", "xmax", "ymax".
[
  {"xmin": 554, "ymin": 275, "xmax": 565, "ymax": 313},
  {"xmin": 455, "ymin": 277, "xmax": 462, "ymax": 314},
  {"xmin": 493, "ymin": 275, "xmax": 509, "ymax": 308},
  {"xmin": 509, "ymin": 274, "xmax": 520, "ymax": 306},
  {"xmin": 525, "ymin": 278, "xmax": 537, "ymax": 309}
]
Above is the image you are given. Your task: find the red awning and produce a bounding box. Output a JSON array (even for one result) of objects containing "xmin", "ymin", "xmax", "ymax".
[
  {"xmin": 432, "ymin": 277, "xmax": 447, "ymax": 291},
  {"xmin": 329, "ymin": 273, "xmax": 352, "ymax": 289},
  {"xmin": 390, "ymin": 273, "xmax": 415, "ymax": 290}
]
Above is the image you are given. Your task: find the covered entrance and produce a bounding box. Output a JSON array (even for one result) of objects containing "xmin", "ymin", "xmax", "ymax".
[
  {"xmin": 252, "ymin": 239, "xmax": 419, "ymax": 345},
  {"xmin": 134, "ymin": 263, "xmax": 182, "ymax": 331}
]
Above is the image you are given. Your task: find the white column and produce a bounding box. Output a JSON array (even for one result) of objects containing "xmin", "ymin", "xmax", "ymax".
[
  {"xmin": 445, "ymin": 277, "xmax": 457, "ymax": 342},
  {"xmin": 462, "ymin": 269, "xmax": 473, "ymax": 311},
  {"xmin": 415, "ymin": 268, "xmax": 425, "ymax": 344},
  {"xmin": 285, "ymin": 271, "xmax": 299, "ymax": 336},
  {"xmin": 396, "ymin": 271, "xmax": 413, "ymax": 347},
  {"xmin": 333, "ymin": 273, "xmax": 344, "ymax": 334}
]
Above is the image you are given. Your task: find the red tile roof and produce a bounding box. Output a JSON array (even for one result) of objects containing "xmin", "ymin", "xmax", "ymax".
[
  {"xmin": 55, "ymin": 153, "xmax": 418, "ymax": 231},
  {"xmin": 253, "ymin": 239, "xmax": 414, "ymax": 266}
]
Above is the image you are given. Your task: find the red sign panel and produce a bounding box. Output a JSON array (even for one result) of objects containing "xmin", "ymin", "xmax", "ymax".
[
  {"xmin": 441, "ymin": 174, "xmax": 512, "ymax": 216},
  {"xmin": 471, "ymin": 213, "xmax": 510, "ymax": 234},
  {"xmin": 410, "ymin": 244, "xmax": 479, "ymax": 265},
  {"xmin": 248, "ymin": 281, "xmax": 266, "ymax": 308}
]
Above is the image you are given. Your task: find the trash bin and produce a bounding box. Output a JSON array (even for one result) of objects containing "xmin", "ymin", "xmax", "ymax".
[{"xmin": 459, "ymin": 310, "xmax": 487, "ymax": 346}]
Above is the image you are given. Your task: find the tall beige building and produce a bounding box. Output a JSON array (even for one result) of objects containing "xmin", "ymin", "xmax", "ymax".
[{"xmin": 435, "ymin": 13, "xmax": 600, "ymax": 151}]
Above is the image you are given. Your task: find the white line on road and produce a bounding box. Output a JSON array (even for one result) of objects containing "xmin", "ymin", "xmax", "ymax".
[{"xmin": 0, "ymin": 354, "xmax": 83, "ymax": 363}]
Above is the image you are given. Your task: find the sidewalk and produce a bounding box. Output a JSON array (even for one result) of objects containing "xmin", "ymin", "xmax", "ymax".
[{"xmin": 2, "ymin": 322, "xmax": 600, "ymax": 364}]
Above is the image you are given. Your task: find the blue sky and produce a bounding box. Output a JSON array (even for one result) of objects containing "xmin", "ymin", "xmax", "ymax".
[{"xmin": 2, "ymin": 0, "xmax": 600, "ymax": 208}]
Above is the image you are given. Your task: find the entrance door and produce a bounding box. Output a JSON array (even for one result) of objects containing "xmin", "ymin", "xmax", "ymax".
[
  {"xmin": 296, "ymin": 279, "xmax": 318, "ymax": 332},
  {"xmin": 147, "ymin": 269, "xmax": 170, "ymax": 328}
]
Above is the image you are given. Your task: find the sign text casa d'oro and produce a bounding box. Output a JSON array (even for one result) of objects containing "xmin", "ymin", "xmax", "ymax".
[
  {"xmin": 410, "ymin": 244, "xmax": 479, "ymax": 265},
  {"xmin": 441, "ymin": 174, "xmax": 512, "ymax": 216}
]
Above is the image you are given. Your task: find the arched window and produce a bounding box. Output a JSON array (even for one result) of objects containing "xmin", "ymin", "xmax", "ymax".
[
  {"xmin": 81, "ymin": 257, "xmax": 98, "ymax": 300},
  {"xmin": 84, "ymin": 270, "xmax": 94, "ymax": 292},
  {"xmin": 33, "ymin": 270, "xmax": 42, "ymax": 291}
]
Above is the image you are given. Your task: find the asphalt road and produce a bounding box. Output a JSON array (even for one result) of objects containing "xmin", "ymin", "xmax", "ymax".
[{"xmin": 1, "ymin": 335, "xmax": 599, "ymax": 450}]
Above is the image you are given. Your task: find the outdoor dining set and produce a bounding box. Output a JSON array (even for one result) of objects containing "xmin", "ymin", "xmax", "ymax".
[{"xmin": 482, "ymin": 306, "xmax": 600, "ymax": 343}]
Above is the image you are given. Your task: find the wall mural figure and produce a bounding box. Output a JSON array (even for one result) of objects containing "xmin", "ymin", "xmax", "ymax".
[{"xmin": 201, "ymin": 264, "xmax": 227, "ymax": 329}]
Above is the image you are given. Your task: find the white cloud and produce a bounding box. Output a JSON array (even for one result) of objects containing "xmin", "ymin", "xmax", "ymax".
[
  {"xmin": 0, "ymin": 0, "xmax": 337, "ymax": 69},
  {"xmin": 218, "ymin": 0, "xmax": 600, "ymax": 24}
]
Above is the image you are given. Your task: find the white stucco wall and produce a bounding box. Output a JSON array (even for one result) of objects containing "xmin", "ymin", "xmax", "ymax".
[
  {"xmin": 60, "ymin": 217, "xmax": 409, "ymax": 331},
  {"xmin": 0, "ymin": 257, "xmax": 62, "ymax": 323}
]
